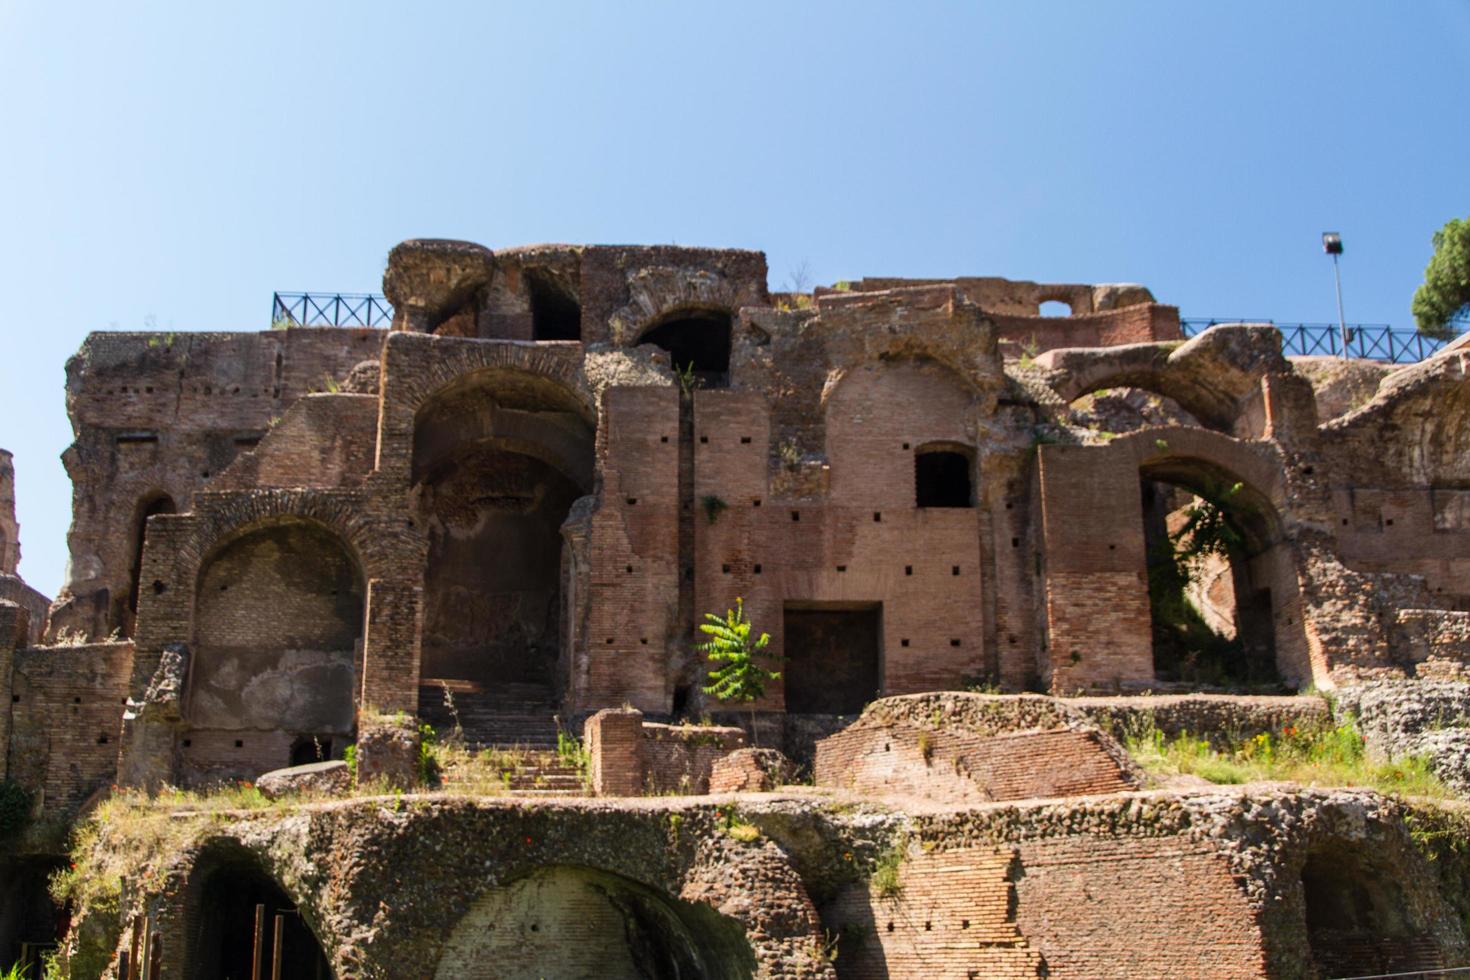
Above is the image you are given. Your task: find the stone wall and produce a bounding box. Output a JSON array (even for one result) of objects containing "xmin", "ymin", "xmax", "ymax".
[{"xmin": 48, "ymin": 787, "xmax": 1470, "ymax": 980}]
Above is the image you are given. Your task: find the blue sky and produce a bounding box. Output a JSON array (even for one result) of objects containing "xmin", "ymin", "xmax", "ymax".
[{"xmin": 2, "ymin": 1, "xmax": 1467, "ymax": 595}]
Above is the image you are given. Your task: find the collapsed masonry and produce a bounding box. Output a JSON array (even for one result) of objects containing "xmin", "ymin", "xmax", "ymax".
[{"xmin": 3, "ymin": 239, "xmax": 1470, "ymax": 978}]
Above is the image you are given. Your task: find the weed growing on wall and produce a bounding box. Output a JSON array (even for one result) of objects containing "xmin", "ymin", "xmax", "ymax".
[
  {"xmin": 870, "ymin": 840, "xmax": 907, "ymax": 900},
  {"xmin": 700, "ymin": 494, "xmax": 728, "ymax": 524}
]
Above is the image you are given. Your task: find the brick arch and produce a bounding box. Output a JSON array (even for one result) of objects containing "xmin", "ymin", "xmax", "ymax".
[
  {"xmin": 1106, "ymin": 426, "xmax": 1289, "ymax": 532},
  {"xmin": 1047, "ymin": 352, "xmax": 1243, "ymax": 432},
  {"xmin": 823, "ymin": 337, "xmax": 1000, "ymax": 409},
  {"xmin": 1257, "ymin": 811, "xmax": 1463, "ymax": 979},
  {"xmin": 173, "ymin": 839, "xmax": 333, "ymax": 980},
  {"xmin": 185, "ymin": 511, "xmax": 366, "ymax": 778},
  {"xmin": 607, "ymin": 268, "xmax": 750, "ymax": 346},
  {"xmin": 1106, "ymin": 427, "xmax": 1313, "ymax": 686},
  {"xmin": 409, "ymin": 369, "xmax": 597, "ymax": 494},
  {"xmin": 376, "ymin": 333, "xmax": 596, "ymax": 486},
  {"xmin": 188, "ymin": 491, "xmax": 390, "ymax": 587}
]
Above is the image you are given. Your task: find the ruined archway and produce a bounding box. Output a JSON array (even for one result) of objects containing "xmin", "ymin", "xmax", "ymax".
[
  {"xmin": 185, "ymin": 848, "xmax": 331, "ymax": 980},
  {"xmin": 433, "ymin": 865, "xmax": 753, "ymax": 980},
  {"xmin": 412, "ymin": 369, "xmax": 594, "ymax": 735},
  {"xmin": 1133, "ymin": 445, "xmax": 1302, "ymax": 689},
  {"xmin": 638, "ymin": 310, "xmax": 733, "ymax": 388},
  {"xmin": 187, "ymin": 519, "xmax": 364, "ymax": 783}
]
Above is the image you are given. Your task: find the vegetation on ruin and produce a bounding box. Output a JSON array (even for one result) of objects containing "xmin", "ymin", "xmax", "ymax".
[
  {"xmin": 716, "ymin": 804, "xmax": 762, "ymax": 843},
  {"xmin": 699, "ymin": 598, "xmax": 782, "ymax": 739},
  {"xmin": 1413, "ymin": 216, "xmax": 1470, "ymax": 339},
  {"xmin": 418, "ymin": 722, "xmax": 441, "ymax": 785},
  {"xmin": 869, "ymin": 840, "xmax": 906, "ymax": 900},
  {"xmin": 1126, "ymin": 721, "xmax": 1453, "ymax": 798},
  {"xmin": 0, "ymin": 779, "xmax": 32, "ymax": 839},
  {"xmin": 555, "ymin": 729, "xmax": 590, "ymax": 774},
  {"xmin": 675, "ymin": 360, "xmax": 698, "ymax": 394},
  {"xmin": 701, "ymin": 494, "xmax": 729, "ymax": 524}
]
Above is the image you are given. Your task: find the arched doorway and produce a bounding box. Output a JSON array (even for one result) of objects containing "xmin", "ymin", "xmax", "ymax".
[
  {"xmin": 1138, "ymin": 455, "xmax": 1291, "ymax": 688},
  {"xmin": 188, "ymin": 520, "xmax": 364, "ymax": 783},
  {"xmin": 433, "ymin": 866, "xmax": 753, "ymax": 979},
  {"xmin": 412, "ymin": 370, "xmax": 594, "ymax": 740},
  {"xmin": 638, "ymin": 310, "xmax": 732, "ymax": 388},
  {"xmin": 189, "ymin": 856, "xmax": 331, "ymax": 980}
]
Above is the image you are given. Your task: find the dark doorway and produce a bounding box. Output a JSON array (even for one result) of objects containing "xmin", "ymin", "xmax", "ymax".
[
  {"xmin": 411, "ymin": 371, "xmax": 595, "ymax": 741},
  {"xmin": 419, "ymin": 448, "xmax": 581, "ymax": 694},
  {"xmin": 915, "ymin": 450, "xmax": 972, "ymax": 508},
  {"xmin": 639, "ymin": 312, "xmax": 732, "ymax": 388},
  {"xmin": 193, "ymin": 863, "xmax": 330, "ymax": 980},
  {"xmin": 783, "ymin": 604, "xmax": 881, "ymax": 714},
  {"xmin": 1141, "ymin": 477, "xmax": 1280, "ymax": 689},
  {"xmin": 1302, "ymin": 849, "xmax": 1442, "ymax": 977},
  {"xmin": 0, "ymin": 859, "xmax": 66, "ymax": 976},
  {"xmin": 527, "ymin": 271, "xmax": 581, "ymax": 341}
]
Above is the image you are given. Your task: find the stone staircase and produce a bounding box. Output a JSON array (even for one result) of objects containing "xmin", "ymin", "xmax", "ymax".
[
  {"xmin": 501, "ymin": 754, "xmax": 587, "ymax": 796},
  {"xmin": 418, "ymin": 679, "xmax": 588, "ymax": 796},
  {"xmin": 418, "ymin": 679, "xmax": 561, "ymax": 750}
]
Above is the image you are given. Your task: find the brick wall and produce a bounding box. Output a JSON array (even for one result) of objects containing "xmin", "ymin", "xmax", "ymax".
[
  {"xmin": 823, "ymin": 835, "xmax": 1268, "ymax": 979},
  {"xmin": 824, "ymin": 847, "xmax": 1045, "ymax": 978},
  {"xmin": 53, "ymin": 327, "xmax": 383, "ymax": 641},
  {"xmin": 1012, "ymin": 835, "xmax": 1267, "ymax": 977},
  {"xmin": 584, "ymin": 707, "xmax": 744, "ymax": 795},
  {"xmin": 7, "ymin": 641, "xmax": 133, "ymax": 815},
  {"xmin": 992, "ymin": 303, "xmax": 1182, "ymax": 355},
  {"xmin": 1037, "ymin": 446, "xmax": 1152, "ymax": 691},
  {"xmin": 578, "ymin": 386, "xmax": 680, "ymax": 712}
]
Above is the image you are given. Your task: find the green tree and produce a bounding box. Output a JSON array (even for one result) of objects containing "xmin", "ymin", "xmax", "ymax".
[
  {"xmin": 699, "ymin": 597, "xmax": 782, "ymax": 743},
  {"xmin": 1412, "ymin": 217, "xmax": 1470, "ymax": 340}
]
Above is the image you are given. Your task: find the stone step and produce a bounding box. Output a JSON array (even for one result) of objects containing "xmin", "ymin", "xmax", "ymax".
[
  {"xmin": 417, "ymin": 680, "xmax": 563, "ymax": 749},
  {"xmin": 509, "ymin": 788, "xmax": 585, "ymax": 797}
]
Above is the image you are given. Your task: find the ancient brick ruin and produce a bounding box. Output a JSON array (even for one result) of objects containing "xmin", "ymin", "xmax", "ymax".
[{"xmin": 4, "ymin": 238, "xmax": 1470, "ymax": 977}]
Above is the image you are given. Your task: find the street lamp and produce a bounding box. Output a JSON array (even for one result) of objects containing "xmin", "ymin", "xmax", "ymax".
[{"xmin": 1322, "ymin": 232, "xmax": 1348, "ymax": 358}]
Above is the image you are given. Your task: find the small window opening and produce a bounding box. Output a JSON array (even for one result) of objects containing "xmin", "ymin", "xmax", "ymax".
[
  {"xmin": 639, "ymin": 311, "xmax": 732, "ymax": 388},
  {"xmin": 289, "ymin": 735, "xmax": 326, "ymax": 767},
  {"xmin": 1038, "ymin": 299, "xmax": 1072, "ymax": 317},
  {"xmin": 527, "ymin": 270, "xmax": 581, "ymax": 341},
  {"xmin": 915, "ymin": 450, "xmax": 973, "ymax": 508}
]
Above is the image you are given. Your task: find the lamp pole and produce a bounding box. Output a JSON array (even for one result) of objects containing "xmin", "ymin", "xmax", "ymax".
[{"xmin": 1323, "ymin": 232, "xmax": 1348, "ymax": 358}]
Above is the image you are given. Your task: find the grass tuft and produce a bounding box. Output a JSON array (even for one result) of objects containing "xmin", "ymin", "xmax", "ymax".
[{"xmin": 1126, "ymin": 720, "xmax": 1452, "ymax": 798}]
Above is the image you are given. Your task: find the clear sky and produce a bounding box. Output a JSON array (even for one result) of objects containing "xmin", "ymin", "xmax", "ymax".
[{"xmin": 1, "ymin": 1, "xmax": 1467, "ymax": 596}]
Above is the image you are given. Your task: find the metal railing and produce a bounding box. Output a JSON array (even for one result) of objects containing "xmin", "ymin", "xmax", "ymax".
[
  {"xmin": 271, "ymin": 292, "xmax": 394, "ymax": 328},
  {"xmin": 1180, "ymin": 318, "xmax": 1460, "ymax": 364}
]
